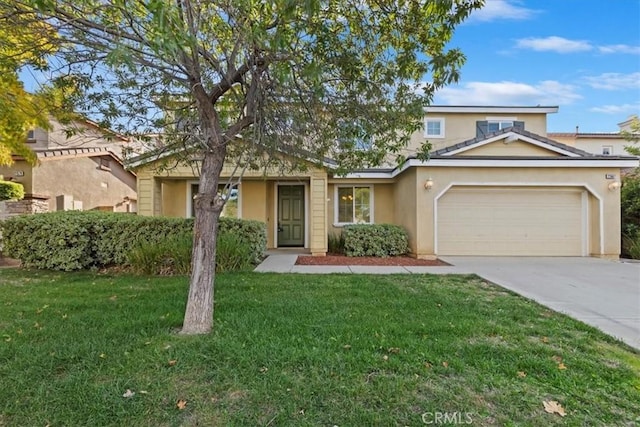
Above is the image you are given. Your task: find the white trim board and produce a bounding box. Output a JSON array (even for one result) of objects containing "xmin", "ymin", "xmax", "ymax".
[
  {"xmin": 424, "ymin": 106, "xmax": 558, "ymax": 114},
  {"xmin": 341, "ymin": 158, "xmax": 639, "ymax": 179}
]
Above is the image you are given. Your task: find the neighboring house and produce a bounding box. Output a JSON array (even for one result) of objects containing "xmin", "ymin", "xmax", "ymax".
[
  {"xmin": 549, "ymin": 115, "xmax": 639, "ymax": 156},
  {"xmin": 129, "ymin": 106, "xmax": 639, "ymax": 258},
  {"xmin": 0, "ymin": 118, "xmax": 137, "ymax": 217}
]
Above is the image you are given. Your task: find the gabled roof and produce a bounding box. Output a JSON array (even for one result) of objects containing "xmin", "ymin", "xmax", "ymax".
[{"xmin": 431, "ymin": 127, "xmax": 596, "ymax": 158}]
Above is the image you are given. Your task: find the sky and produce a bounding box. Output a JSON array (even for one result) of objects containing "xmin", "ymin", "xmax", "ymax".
[
  {"xmin": 19, "ymin": 0, "xmax": 639, "ymax": 133},
  {"xmin": 436, "ymin": 0, "xmax": 640, "ymax": 132}
]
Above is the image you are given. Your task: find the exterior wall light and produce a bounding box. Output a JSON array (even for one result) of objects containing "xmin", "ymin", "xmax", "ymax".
[
  {"xmin": 424, "ymin": 177, "xmax": 434, "ymax": 190},
  {"xmin": 608, "ymin": 181, "xmax": 621, "ymax": 191}
]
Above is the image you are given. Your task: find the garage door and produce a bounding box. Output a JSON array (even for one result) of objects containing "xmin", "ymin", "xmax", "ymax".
[{"xmin": 437, "ymin": 187, "xmax": 585, "ymax": 256}]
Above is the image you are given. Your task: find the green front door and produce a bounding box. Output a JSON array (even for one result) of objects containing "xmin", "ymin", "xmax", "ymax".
[{"xmin": 278, "ymin": 185, "xmax": 305, "ymax": 247}]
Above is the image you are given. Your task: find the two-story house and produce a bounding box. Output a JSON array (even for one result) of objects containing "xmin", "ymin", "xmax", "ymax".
[
  {"xmin": 129, "ymin": 106, "xmax": 638, "ymax": 258},
  {"xmin": 0, "ymin": 118, "xmax": 137, "ymax": 216},
  {"xmin": 548, "ymin": 115, "xmax": 639, "ymax": 157}
]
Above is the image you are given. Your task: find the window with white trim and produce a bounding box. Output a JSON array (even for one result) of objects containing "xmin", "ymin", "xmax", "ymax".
[
  {"xmin": 602, "ymin": 145, "xmax": 613, "ymax": 155},
  {"xmin": 425, "ymin": 118, "xmax": 445, "ymax": 138},
  {"xmin": 335, "ymin": 186, "xmax": 372, "ymax": 224}
]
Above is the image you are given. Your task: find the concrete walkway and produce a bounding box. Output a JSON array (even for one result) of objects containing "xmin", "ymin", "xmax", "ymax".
[
  {"xmin": 255, "ymin": 254, "xmax": 640, "ymax": 350},
  {"xmin": 254, "ymin": 254, "xmax": 471, "ymax": 274}
]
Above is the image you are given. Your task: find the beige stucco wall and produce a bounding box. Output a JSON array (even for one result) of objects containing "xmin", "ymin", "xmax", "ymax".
[
  {"xmin": 462, "ymin": 140, "xmax": 561, "ymax": 157},
  {"xmin": 393, "ymin": 168, "xmax": 419, "ymax": 256},
  {"xmin": 241, "ymin": 180, "xmax": 267, "ymax": 221},
  {"xmin": 398, "ymin": 112, "xmax": 549, "ymax": 161},
  {"xmin": 161, "ymin": 180, "xmax": 188, "ymax": 217},
  {"xmin": 405, "ymin": 166, "xmax": 622, "ymax": 257},
  {"xmin": 0, "ymin": 160, "xmax": 34, "ymax": 194},
  {"xmin": 32, "ymin": 156, "xmax": 136, "ymax": 212}
]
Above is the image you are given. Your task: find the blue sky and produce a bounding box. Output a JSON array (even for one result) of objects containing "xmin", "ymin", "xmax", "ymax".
[{"xmin": 436, "ymin": 0, "xmax": 640, "ymax": 132}]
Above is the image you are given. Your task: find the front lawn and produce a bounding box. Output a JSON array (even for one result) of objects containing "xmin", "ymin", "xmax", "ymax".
[{"xmin": 0, "ymin": 269, "xmax": 638, "ymax": 426}]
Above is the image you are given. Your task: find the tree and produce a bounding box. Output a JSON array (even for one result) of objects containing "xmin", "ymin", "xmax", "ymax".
[
  {"xmin": 18, "ymin": 0, "xmax": 483, "ymax": 334},
  {"xmin": 621, "ymin": 115, "xmax": 640, "ymax": 156},
  {"xmin": 0, "ymin": 3, "xmax": 59, "ymax": 165}
]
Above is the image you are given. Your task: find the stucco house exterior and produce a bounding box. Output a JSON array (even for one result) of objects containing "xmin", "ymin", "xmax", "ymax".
[
  {"xmin": 548, "ymin": 114, "xmax": 639, "ymax": 156},
  {"xmin": 130, "ymin": 106, "xmax": 639, "ymax": 258},
  {"xmin": 0, "ymin": 119, "xmax": 137, "ymax": 217}
]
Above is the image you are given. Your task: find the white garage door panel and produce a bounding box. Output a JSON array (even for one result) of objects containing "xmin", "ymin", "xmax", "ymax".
[{"xmin": 437, "ymin": 188, "xmax": 584, "ymax": 256}]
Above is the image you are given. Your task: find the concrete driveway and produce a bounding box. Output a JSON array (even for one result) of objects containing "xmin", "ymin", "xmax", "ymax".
[{"xmin": 440, "ymin": 257, "xmax": 640, "ymax": 350}]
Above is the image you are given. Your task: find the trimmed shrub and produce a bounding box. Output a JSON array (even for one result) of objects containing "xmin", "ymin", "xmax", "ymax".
[
  {"xmin": 621, "ymin": 170, "xmax": 640, "ymax": 259},
  {"xmin": 0, "ymin": 180, "xmax": 24, "ymax": 201},
  {"xmin": 328, "ymin": 232, "xmax": 345, "ymax": 254},
  {"xmin": 343, "ymin": 224, "xmax": 408, "ymax": 257},
  {"xmin": 1, "ymin": 211, "xmax": 266, "ymax": 271}
]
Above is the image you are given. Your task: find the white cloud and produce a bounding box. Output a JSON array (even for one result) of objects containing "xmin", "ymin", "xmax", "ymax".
[
  {"xmin": 436, "ymin": 80, "xmax": 582, "ymax": 106},
  {"xmin": 515, "ymin": 36, "xmax": 592, "ymax": 53},
  {"xmin": 584, "ymin": 72, "xmax": 640, "ymax": 90},
  {"xmin": 589, "ymin": 104, "xmax": 640, "ymax": 114},
  {"xmin": 469, "ymin": 0, "xmax": 539, "ymax": 22},
  {"xmin": 598, "ymin": 44, "xmax": 640, "ymax": 55}
]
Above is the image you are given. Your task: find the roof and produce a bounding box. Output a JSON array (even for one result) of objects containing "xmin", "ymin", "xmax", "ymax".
[
  {"xmin": 424, "ymin": 106, "xmax": 559, "ymax": 114},
  {"xmin": 431, "ymin": 127, "xmax": 596, "ymax": 158},
  {"xmin": 548, "ymin": 132, "xmax": 627, "ymax": 139}
]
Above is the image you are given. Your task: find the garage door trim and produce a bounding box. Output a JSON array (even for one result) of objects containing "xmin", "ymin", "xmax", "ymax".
[{"xmin": 433, "ymin": 182, "xmax": 603, "ymax": 255}]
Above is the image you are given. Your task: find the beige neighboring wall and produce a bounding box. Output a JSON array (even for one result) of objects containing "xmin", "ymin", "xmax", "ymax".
[
  {"xmin": 548, "ymin": 133, "xmax": 630, "ymax": 156},
  {"xmin": 161, "ymin": 180, "xmax": 188, "ymax": 217},
  {"xmin": 462, "ymin": 140, "xmax": 561, "ymax": 157},
  {"xmin": 0, "ymin": 160, "xmax": 34, "ymax": 194},
  {"xmin": 406, "ymin": 166, "xmax": 622, "ymax": 257},
  {"xmin": 33, "ymin": 156, "xmax": 136, "ymax": 211}
]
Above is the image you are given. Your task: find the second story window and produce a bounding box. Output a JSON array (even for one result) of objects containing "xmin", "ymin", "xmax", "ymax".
[
  {"xmin": 425, "ymin": 118, "xmax": 445, "ymax": 138},
  {"xmin": 602, "ymin": 145, "xmax": 613, "ymax": 155},
  {"xmin": 26, "ymin": 130, "xmax": 36, "ymax": 142},
  {"xmin": 487, "ymin": 120, "xmax": 514, "ymax": 133}
]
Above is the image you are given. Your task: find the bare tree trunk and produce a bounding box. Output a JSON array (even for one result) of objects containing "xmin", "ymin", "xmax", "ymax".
[{"xmin": 181, "ymin": 151, "xmax": 225, "ymax": 334}]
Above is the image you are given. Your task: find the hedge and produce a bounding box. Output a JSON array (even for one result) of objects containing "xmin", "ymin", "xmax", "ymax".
[
  {"xmin": 1, "ymin": 211, "xmax": 266, "ymax": 271},
  {"xmin": 0, "ymin": 180, "xmax": 24, "ymax": 201},
  {"xmin": 343, "ymin": 224, "xmax": 409, "ymax": 257}
]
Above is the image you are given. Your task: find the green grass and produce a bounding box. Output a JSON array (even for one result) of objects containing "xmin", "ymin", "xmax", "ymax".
[{"xmin": 0, "ymin": 269, "xmax": 638, "ymax": 426}]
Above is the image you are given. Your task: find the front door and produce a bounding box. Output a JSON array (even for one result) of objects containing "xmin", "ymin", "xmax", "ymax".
[{"xmin": 278, "ymin": 185, "xmax": 305, "ymax": 247}]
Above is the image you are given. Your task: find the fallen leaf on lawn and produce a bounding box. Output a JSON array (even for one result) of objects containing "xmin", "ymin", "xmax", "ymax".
[
  {"xmin": 382, "ymin": 355, "xmax": 389, "ymax": 361},
  {"xmin": 388, "ymin": 347, "xmax": 400, "ymax": 354},
  {"xmin": 164, "ymin": 345, "xmax": 171, "ymax": 350},
  {"xmin": 442, "ymin": 361, "xmax": 449, "ymax": 368},
  {"xmin": 62, "ymin": 314, "xmax": 68, "ymax": 319},
  {"xmin": 298, "ymin": 409, "xmax": 305, "ymax": 415},
  {"xmin": 168, "ymin": 359, "xmax": 177, "ymax": 366},
  {"xmin": 33, "ymin": 322, "xmax": 42, "ymax": 330},
  {"xmin": 139, "ymin": 390, "xmax": 148, "ymax": 394},
  {"xmin": 259, "ymin": 366, "xmax": 268, "ymax": 373},
  {"xmin": 343, "ymin": 344, "xmax": 351, "ymax": 350},
  {"xmin": 16, "ymin": 329, "xmax": 22, "ymax": 335},
  {"xmin": 558, "ymin": 363, "xmax": 567, "ymax": 370},
  {"xmin": 541, "ymin": 336, "xmax": 549, "ymax": 344},
  {"xmin": 109, "ymin": 295, "xmax": 117, "ymax": 301},
  {"xmin": 517, "ymin": 371, "xmax": 527, "ymax": 378},
  {"xmin": 99, "ymin": 353, "xmax": 106, "ymax": 359},
  {"xmin": 122, "ymin": 389, "xmax": 135, "ymax": 398},
  {"xmin": 552, "ymin": 355, "xmax": 563, "ymax": 363},
  {"xmin": 144, "ymin": 341, "xmax": 151, "ymax": 345},
  {"xmin": 176, "ymin": 399, "xmax": 187, "ymax": 410},
  {"xmin": 424, "ymin": 362, "xmax": 432, "ymax": 369},
  {"xmin": 543, "ymin": 400, "xmax": 566, "ymax": 417},
  {"xmin": 3, "ymin": 336, "xmax": 11, "ymax": 342}
]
